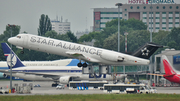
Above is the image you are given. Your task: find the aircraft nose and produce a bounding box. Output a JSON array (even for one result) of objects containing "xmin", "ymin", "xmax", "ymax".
[{"xmin": 8, "ymin": 37, "xmax": 15, "ymax": 44}]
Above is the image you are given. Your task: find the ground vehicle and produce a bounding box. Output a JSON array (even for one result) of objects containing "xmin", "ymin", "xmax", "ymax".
[
  {"xmin": 103, "ymin": 83, "xmax": 150, "ymax": 94},
  {"xmin": 34, "ymin": 84, "xmax": 41, "ymax": 87},
  {"xmin": 139, "ymin": 86, "xmax": 150, "ymax": 94},
  {"xmin": 69, "ymin": 81, "xmax": 108, "ymax": 90},
  {"xmin": 56, "ymin": 84, "xmax": 65, "ymax": 89},
  {"xmin": 149, "ymin": 87, "xmax": 157, "ymax": 93},
  {"xmin": 0, "ymin": 87, "xmax": 9, "ymax": 94}
]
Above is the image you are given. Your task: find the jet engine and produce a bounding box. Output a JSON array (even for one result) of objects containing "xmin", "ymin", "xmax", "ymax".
[
  {"xmin": 100, "ymin": 51, "xmax": 124, "ymax": 62},
  {"xmin": 3, "ymin": 73, "xmax": 8, "ymax": 78},
  {"xmin": 59, "ymin": 76, "xmax": 72, "ymax": 84}
]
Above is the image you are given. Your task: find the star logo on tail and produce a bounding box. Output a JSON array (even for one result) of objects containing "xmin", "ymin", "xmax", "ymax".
[{"xmin": 141, "ymin": 47, "xmax": 149, "ymax": 56}]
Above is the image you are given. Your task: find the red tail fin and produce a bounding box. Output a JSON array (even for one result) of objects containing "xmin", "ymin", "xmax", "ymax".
[{"xmin": 162, "ymin": 55, "xmax": 176, "ymax": 76}]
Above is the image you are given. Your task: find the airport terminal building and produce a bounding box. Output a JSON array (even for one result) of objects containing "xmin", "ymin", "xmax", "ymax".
[{"xmin": 93, "ymin": 0, "xmax": 180, "ymax": 32}]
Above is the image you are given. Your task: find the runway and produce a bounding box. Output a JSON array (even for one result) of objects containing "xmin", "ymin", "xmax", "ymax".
[{"xmin": 0, "ymin": 80, "xmax": 180, "ymax": 95}]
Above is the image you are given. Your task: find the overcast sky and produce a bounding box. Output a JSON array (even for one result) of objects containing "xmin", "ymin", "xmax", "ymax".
[{"xmin": 0, "ymin": 0, "xmax": 179, "ymax": 35}]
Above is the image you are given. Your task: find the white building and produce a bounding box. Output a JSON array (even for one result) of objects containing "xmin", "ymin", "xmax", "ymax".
[{"xmin": 51, "ymin": 19, "xmax": 70, "ymax": 34}]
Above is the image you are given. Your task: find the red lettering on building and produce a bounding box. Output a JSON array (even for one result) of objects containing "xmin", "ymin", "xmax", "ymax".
[
  {"xmin": 128, "ymin": 0, "xmax": 145, "ymax": 4},
  {"xmin": 95, "ymin": 12, "xmax": 100, "ymax": 20}
]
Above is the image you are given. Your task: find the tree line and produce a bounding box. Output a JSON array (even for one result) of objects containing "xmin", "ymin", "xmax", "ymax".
[{"xmin": 0, "ymin": 14, "xmax": 180, "ymax": 62}]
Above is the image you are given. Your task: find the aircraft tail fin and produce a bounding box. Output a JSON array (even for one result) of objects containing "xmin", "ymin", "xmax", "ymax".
[
  {"xmin": 162, "ymin": 55, "xmax": 176, "ymax": 77},
  {"xmin": 1, "ymin": 43, "xmax": 25, "ymax": 69},
  {"xmin": 132, "ymin": 42, "xmax": 163, "ymax": 59}
]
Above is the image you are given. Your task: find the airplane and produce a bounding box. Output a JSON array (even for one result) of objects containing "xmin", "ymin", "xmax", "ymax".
[
  {"xmin": 149, "ymin": 55, "xmax": 180, "ymax": 84},
  {"xmin": 161, "ymin": 55, "xmax": 180, "ymax": 84},
  {"xmin": 8, "ymin": 33, "xmax": 163, "ymax": 67},
  {"xmin": 0, "ymin": 43, "xmax": 126, "ymax": 86},
  {"xmin": 0, "ymin": 59, "xmax": 82, "ymax": 79},
  {"xmin": 0, "ymin": 58, "xmax": 83, "ymax": 77}
]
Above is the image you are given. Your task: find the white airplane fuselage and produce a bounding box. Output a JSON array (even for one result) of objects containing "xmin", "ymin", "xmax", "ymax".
[
  {"xmin": 8, "ymin": 34, "xmax": 150, "ymax": 65},
  {"xmin": 3, "ymin": 66, "xmax": 126, "ymax": 81}
]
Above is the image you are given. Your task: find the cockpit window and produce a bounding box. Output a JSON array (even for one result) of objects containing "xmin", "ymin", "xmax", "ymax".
[{"xmin": 17, "ymin": 36, "xmax": 21, "ymax": 39}]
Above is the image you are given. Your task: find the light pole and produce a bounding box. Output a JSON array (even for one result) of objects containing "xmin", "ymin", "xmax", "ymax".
[
  {"xmin": 115, "ymin": 3, "xmax": 123, "ymax": 52},
  {"xmin": 124, "ymin": 32, "xmax": 128, "ymax": 53},
  {"xmin": 150, "ymin": 0, "xmax": 153, "ymax": 86},
  {"xmin": 8, "ymin": 24, "xmax": 16, "ymax": 92}
]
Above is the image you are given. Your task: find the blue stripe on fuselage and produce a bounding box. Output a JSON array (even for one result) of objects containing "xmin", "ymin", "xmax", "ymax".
[
  {"xmin": 0, "ymin": 67, "xmax": 9, "ymax": 69},
  {"xmin": 12, "ymin": 70, "xmax": 82, "ymax": 72}
]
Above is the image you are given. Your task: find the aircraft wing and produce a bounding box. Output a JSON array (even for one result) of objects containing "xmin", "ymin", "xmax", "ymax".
[
  {"xmin": 66, "ymin": 51, "xmax": 100, "ymax": 62},
  {"xmin": 24, "ymin": 72, "xmax": 80, "ymax": 78},
  {"xmin": 0, "ymin": 70, "xmax": 80, "ymax": 80}
]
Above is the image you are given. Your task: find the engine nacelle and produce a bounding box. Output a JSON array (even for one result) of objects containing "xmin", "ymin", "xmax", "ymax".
[
  {"xmin": 3, "ymin": 73, "xmax": 8, "ymax": 78},
  {"xmin": 59, "ymin": 76, "xmax": 71, "ymax": 84},
  {"xmin": 100, "ymin": 51, "xmax": 124, "ymax": 62}
]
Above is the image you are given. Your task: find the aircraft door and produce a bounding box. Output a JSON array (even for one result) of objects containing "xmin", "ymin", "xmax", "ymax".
[{"xmin": 23, "ymin": 35, "xmax": 29, "ymax": 46}]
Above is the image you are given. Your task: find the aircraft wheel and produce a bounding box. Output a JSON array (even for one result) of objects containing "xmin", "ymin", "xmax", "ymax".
[
  {"xmin": 77, "ymin": 63, "xmax": 82, "ymax": 67},
  {"xmin": 82, "ymin": 63, "xmax": 87, "ymax": 67}
]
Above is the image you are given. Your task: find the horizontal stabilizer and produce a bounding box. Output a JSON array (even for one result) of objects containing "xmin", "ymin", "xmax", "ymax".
[
  {"xmin": 147, "ymin": 73, "xmax": 164, "ymax": 76},
  {"xmin": 164, "ymin": 74, "xmax": 176, "ymax": 77}
]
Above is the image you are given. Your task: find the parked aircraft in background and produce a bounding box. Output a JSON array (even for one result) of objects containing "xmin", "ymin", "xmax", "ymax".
[
  {"xmin": 149, "ymin": 55, "xmax": 180, "ymax": 84},
  {"xmin": 8, "ymin": 34, "xmax": 162, "ymax": 67},
  {"xmin": 161, "ymin": 55, "xmax": 180, "ymax": 84},
  {"xmin": 0, "ymin": 59, "xmax": 81, "ymax": 78},
  {"xmin": 0, "ymin": 43, "xmax": 126, "ymax": 86}
]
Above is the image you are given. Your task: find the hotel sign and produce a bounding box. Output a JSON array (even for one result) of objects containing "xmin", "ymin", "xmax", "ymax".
[{"xmin": 128, "ymin": 0, "xmax": 175, "ymax": 4}]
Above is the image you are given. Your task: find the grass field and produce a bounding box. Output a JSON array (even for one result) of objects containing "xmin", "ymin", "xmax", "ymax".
[{"xmin": 0, "ymin": 94, "xmax": 180, "ymax": 101}]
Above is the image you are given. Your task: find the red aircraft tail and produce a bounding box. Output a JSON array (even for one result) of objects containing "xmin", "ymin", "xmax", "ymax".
[{"xmin": 162, "ymin": 55, "xmax": 176, "ymax": 77}]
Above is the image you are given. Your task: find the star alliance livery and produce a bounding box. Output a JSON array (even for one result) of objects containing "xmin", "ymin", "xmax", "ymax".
[
  {"xmin": 0, "ymin": 43, "xmax": 126, "ymax": 86},
  {"xmin": 8, "ymin": 34, "xmax": 163, "ymax": 67}
]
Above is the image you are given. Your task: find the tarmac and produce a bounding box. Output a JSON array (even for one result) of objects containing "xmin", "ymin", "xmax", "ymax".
[{"xmin": 1, "ymin": 80, "xmax": 180, "ymax": 95}]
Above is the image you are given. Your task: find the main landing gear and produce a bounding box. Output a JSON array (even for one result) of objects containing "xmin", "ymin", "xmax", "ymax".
[
  {"xmin": 52, "ymin": 81, "xmax": 59, "ymax": 87},
  {"xmin": 20, "ymin": 48, "xmax": 24, "ymax": 54},
  {"xmin": 77, "ymin": 62, "xmax": 88, "ymax": 67}
]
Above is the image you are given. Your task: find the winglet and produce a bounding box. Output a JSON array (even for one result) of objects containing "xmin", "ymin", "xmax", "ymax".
[
  {"xmin": 162, "ymin": 55, "xmax": 176, "ymax": 76},
  {"xmin": 1, "ymin": 43, "xmax": 25, "ymax": 68},
  {"xmin": 132, "ymin": 42, "xmax": 163, "ymax": 59}
]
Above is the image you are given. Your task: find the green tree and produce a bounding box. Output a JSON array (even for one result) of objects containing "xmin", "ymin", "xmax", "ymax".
[
  {"xmin": 152, "ymin": 30, "xmax": 169, "ymax": 44},
  {"xmin": 0, "ymin": 25, "xmax": 21, "ymax": 41},
  {"xmin": 103, "ymin": 32, "xmax": 124, "ymax": 51},
  {"xmin": 38, "ymin": 14, "xmax": 52, "ymax": 36},
  {"xmin": 167, "ymin": 41, "xmax": 177, "ymax": 49},
  {"xmin": 0, "ymin": 25, "xmax": 20, "ymax": 61},
  {"xmin": 45, "ymin": 30, "xmax": 58, "ymax": 39},
  {"xmin": 78, "ymin": 31, "xmax": 101, "ymax": 42},
  {"xmin": 79, "ymin": 18, "xmax": 147, "ymax": 48},
  {"xmin": 127, "ymin": 30, "xmax": 150, "ymax": 52},
  {"xmin": 66, "ymin": 31, "xmax": 77, "ymax": 43},
  {"xmin": 165, "ymin": 27, "xmax": 180, "ymax": 49}
]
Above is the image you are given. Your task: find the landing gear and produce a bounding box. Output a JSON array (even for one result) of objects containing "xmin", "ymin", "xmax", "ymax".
[
  {"xmin": 52, "ymin": 83, "xmax": 59, "ymax": 87},
  {"xmin": 77, "ymin": 62, "xmax": 88, "ymax": 67},
  {"xmin": 82, "ymin": 63, "xmax": 88, "ymax": 68},
  {"xmin": 77, "ymin": 63, "xmax": 82, "ymax": 67},
  {"xmin": 20, "ymin": 48, "xmax": 24, "ymax": 54}
]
